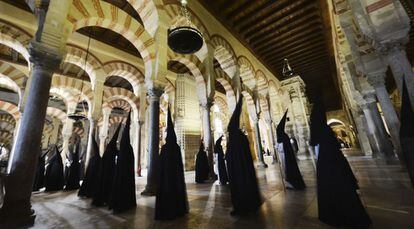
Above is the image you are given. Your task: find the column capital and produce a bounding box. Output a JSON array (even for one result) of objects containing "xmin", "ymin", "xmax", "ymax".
[
  {"xmin": 146, "ymin": 86, "xmax": 164, "ymax": 101},
  {"xmin": 29, "ymin": 41, "xmax": 63, "ymax": 71},
  {"xmin": 367, "ymin": 72, "xmax": 386, "ymax": 89},
  {"xmin": 362, "ymin": 92, "xmax": 377, "ymax": 105}
]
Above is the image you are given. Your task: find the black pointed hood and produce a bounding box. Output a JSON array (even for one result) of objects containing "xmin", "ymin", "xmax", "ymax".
[
  {"xmin": 310, "ymin": 93, "xmax": 327, "ymax": 146},
  {"xmin": 121, "ymin": 112, "xmax": 131, "ymax": 146},
  {"xmin": 109, "ymin": 123, "xmax": 122, "ymax": 147},
  {"xmin": 216, "ymin": 136, "xmax": 223, "ymax": 146},
  {"xmin": 166, "ymin": 107, "xmax": 177, "ymax": 144},
  {"xmin": 228, "ymin": 96, "xmax": 243, "ymax": 130},
  {"xmin": 276, "ymin": 109, "xmax": 288, "ymax": 143},
  {"xmin": 400, "ymin": 78, "xmax": 414, "ymax": 137}
]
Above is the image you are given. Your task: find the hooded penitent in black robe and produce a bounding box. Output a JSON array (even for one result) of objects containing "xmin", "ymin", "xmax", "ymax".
[
  {"xmin": 311, "ymin": 100, "xmax": 371, "ymax": 227},
  {"xmin": 276, "ymin": 110, "xmax": 306, "ymax": 190},
  {"xmin": 155, "ymin": 108, "xmax": 188, "ymax": 220},
  {"xmin": 109, "ymin": 113, "xmax": 136, "ymax": 213},
  {"xmin": 400, "ymin": 78, "xmax": 414, "ymax": 187},
  {"xmin": 44, "ymin": 146, "xmax": 65, "ymax": 192},
  {"xmin": 226, "ymin": 97, "xmax": 262, "ymax": 215},
  {"xmin": 92, "ymin": 124, "xmax": 121, "ymax": 206},
  {"xmin": 78, "ymin": 132, "xmax": 101, "ymax": 198},
  {"xmin": 195, "ymin": 142, "xmax": 209, "ymax": 183},
  {"xmin": 65, "ymin": 142, "xmax": 81, "ymax": 190},
  {"xmin": 214, "ymin": 136, "xmax": 228, "ymax": 185},
  {"xmin": 33, "ymin": 150, "xmax": 48, "ymax": 191}
]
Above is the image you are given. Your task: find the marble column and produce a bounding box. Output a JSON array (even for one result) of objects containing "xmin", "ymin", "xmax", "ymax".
[
  {"xmin": 200, "ymin": 98, "xmax": 217, "ymax": 179},
  {"xmin": 141, "ymin": 87, "xmax": 163, "ymax": 196},
  {"xmin": 361, "ymin": 93, "xmax": 394, "ymax": 157},
  {"xmin": 136, "ymin": 120, "xmax": 144, "ymax": 177},
  {"xmin": 384, "ymin": 44, "xmax": 414, "ymax": 104},
  {"xmin": 85, "ymin": 118, "xmax": 97, "ymax": 169},
  {"xmin": 254, "ymin": 115, "xmax": 268, "ymax": 168},
  {"xmin": 367, "ymin": 73, "xmax": 402, "ymax": 160},
  {"xmin": 0, "ymin": 42, "xmax": 62, "ymax": 226},
  {"xmin": 98, "ymin": 109, "xmax": 110, "ymax": 154}
]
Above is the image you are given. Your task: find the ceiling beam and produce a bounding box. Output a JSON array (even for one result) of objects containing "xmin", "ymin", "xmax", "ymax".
[
  {"xmin": 255, "ymin": 25, "xmax": 322, "ymax": 53},
  {"xmin": 263, "ymin": 38, "xmax": 326, "ymax": 60},
  {"xmin": 269, "ymin": 46, "xmax": 327, "ymax": 66},
  {"xmin": 252, "ymin": 20, "xmax": 322, "ymax": 50},
  {"xmin": 244, "ymin": 2, "xmax": 317, "ymax": 40},
  {"xmin": 260, "ymin": 36, "xmax": 325, "ymax": 60}
]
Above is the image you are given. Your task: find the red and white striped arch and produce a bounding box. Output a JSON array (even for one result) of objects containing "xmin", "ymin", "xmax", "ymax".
[
  {"xmin": 0, "ymin": 101, "xmax": 20, "ymax": 121},
  {"xmin": 103, "ymin": 60, "xmax": 144, "ymax": 96},
  {"xmin": 67, "ymin": 0, "xmax": 155, "ymax": 79},
  {"xmin": 0, "ymin": 20, "xmax": 31, "ymax": 64}
]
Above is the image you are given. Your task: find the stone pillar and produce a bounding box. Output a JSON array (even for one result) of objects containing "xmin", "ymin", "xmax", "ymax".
[
  {"xmin": 141, "ymin": 87, "xmax": 163, "ymax": 196},
  {"xmin": 385, "ymin": 44, "xmax": 414, "ymax": 106},
  {"xmin": 136, "ymin": 120, "xmax": 144, "ymax": 176},
  {"xmin": 367, "ymin": 72, "xmax": 402, "ymax": 160},
  {"xmin": 48, "ymin": 118, "xmax": 61, "ymax": 146},
  {"xmin": 85, "ymin": 118, "xmax": 97, "ymax": 168},
  {"xmin": 281, "ymin": 76, "xmax": 310, "ymax": 156},
  {"xmin": 253, "ymin": 115, "xmax": 268, "ymax": 168},
  {"xmin": 361, "ymin": 93, "xmax": 394, "ymax": 157},
  {"xmin": 98, "ymin": 109, "xmax": 111, "ymax": 154},
  {"xmin": 0, "ymin": 42, "xmax": 62, "ymax": 226},
  {"xmin": 61, "ymin": 119, "xmax": 73, "ymax": 159},
  {"xmin": 200, "ymin": 98, "xmax": 217, "ymax": 179}
]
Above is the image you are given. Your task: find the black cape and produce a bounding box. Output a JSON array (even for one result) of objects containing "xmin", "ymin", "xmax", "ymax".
[
  {"xmin": 214, "ymin": 136, "xmax": 228, "ymax": 185},
  {"xmin": 195, "ymin": 142, "xmax": 209, "ymax": 183},
  {"xmin": 400, "ymin": 78, "xmax": 414, "ymax": 187},
  {"xmin": 109, "ymin": 113, "xmax": 137, "ymax": 213},
  {"xmin": 78, "ymin": 132, "xmax": 101, "ymax": 198},
  {"xmin": 65, "ymin": 142, "xmax": 81, "ymax": 190},
  {"xmin": 33, "ymin": 150, "xmax": 48, "ymax": 191},
  {"xmin": 44, "ymin": 146, "xmax": 65, "ymax": 192},
  {"xmin": 312, "ymin": 100, "xmax": 371, "ymax": 227},
  {"xmin": 92, "ymin": 124, "xmax": 121, "ymax": 206},
  {"xmin": 226, "ymin": 97, "xmax": 262, "ymax": 215},
  {"xmin": 155, "ymin": 108, "xmax": 188, "ymax": 220},
  {"xmin": 276, "ymin": 110, "xmax": 306, "ymax": 190}
]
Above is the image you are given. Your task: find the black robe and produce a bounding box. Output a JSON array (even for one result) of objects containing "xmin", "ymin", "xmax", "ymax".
[
  {"xmin": 155, "ymin": 108, "xmax": 188, "ymax": 220},
  {"xmin": 276, "ymin": 110, "xmax": 306, "ymax": 190},
  {"xmin": 226, "ymin": 97, "xmax": 262, "ymax": 215},
  {"xmin": 92, "ymin": 125, "xmax": 121, "ymax": 206},
  {"xmin": 33, "ymin": 150, "xmax": 47, "ymax": 191},
  {"xmin": 195, "ymin": 142, "xmax": 209, "ymax": 183},
  {"xmin": 44, "ymin": 147, "xmax": 65, "ymax": 192},
  {"xmin": 109, "ymin": 113, "xmax": 137, "ymax": 213},
  {"xmin": 311, "ymin": 100, "xmax": 371, "ymax": 227},
  {"xmin": 65, "ymin": 142, "xmax": 81, "ymax": 190},
  {"xmin": 400, "ymin": 78, "xmax": 414, "ymax": 187},
  {"xmin": 78, "ymin": 133, "xmax": 101, "ymax": 198},
  {"xmin": 214, "ymin": 136, "xmax": 228, "ymax": 185}
]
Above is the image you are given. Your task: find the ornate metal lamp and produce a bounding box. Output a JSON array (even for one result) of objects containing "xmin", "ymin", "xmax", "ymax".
[
  {"xmin": 282, "ymin": 58, "xmax": 294, "ymax": 78},
  {"xmin": 168, "ymin": 0, "xmax": 203, "ymax": 54}
]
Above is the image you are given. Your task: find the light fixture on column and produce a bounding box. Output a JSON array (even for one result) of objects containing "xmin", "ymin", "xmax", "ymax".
[
  {"xmin": 282, "ymin": 58, "xmax": 294, "ymax": 78},
  {"xmin": 67, "ymin": 28, "xmax": 92, "ymax": 122},
  {"xmin": 168, "ymin": 0, "xmax": 203, "ymax": 54}
]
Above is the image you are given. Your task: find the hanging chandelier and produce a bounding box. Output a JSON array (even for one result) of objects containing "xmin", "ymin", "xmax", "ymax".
[
  {"xmin": 168, "ymin": 0, "xmax": 203, "ymax": 54},
  {"xmin": 67, "ymin": 29, "xmax": 92, "ymax": 122},
  {"xmin": 282, "ymin": 58, "xmax": 294, "ymax": 78}
]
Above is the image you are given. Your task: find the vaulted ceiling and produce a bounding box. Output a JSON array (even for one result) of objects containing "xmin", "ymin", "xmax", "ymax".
[{"xmin": 198, "ymin": 0, "xmax": 340, "ymax": 110}]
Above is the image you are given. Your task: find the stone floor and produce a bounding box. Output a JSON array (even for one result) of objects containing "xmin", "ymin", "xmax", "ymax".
[{"xmin": 30, "ymin": 155, "xmax": 414, "ymax": 229}]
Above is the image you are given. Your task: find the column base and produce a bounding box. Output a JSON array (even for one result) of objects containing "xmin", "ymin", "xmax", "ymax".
[
  {"xmin": 0, "ymin": 200, "xmax": 36, "ymax": 227},
  {"xmin": 141, "ymin": 186, "xmax": 156, "ymax": 196},
  {"xmin": 257, "ymin": 162, "xmax": 268, "ymax": 168}
]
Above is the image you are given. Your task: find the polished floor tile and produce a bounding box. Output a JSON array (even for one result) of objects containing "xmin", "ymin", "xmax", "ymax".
[{"xmin": 31, "ymin": 155, "xmax": 414, "ymax": 228}]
